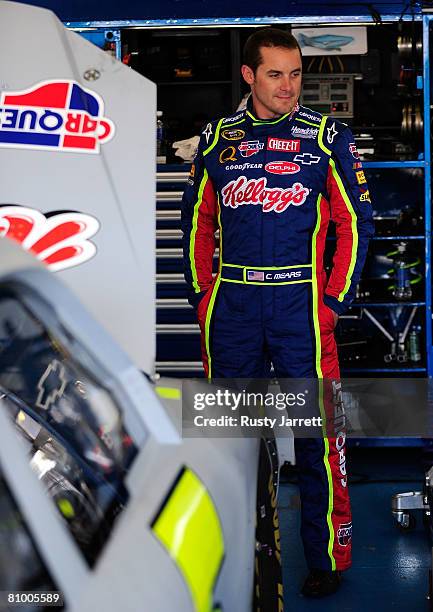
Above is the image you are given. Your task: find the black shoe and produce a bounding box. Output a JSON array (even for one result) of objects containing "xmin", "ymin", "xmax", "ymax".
[{"xmin": 301, "ymin": 569, "xmax": 342, "ymax": 598}]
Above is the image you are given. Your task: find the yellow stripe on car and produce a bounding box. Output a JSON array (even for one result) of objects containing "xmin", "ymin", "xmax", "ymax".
[
  {"xmin": 152, "ymin": 468, "xmax": 224, "ymax": 612},
  {"xmin": 155, "ymin": 386, "xmax": 181, "ymax": 400}
]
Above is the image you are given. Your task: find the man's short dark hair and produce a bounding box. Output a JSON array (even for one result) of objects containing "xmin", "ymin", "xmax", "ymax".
[{"xmin": 243, "ymin": 27, "xmax": 302, "ymax": 74}]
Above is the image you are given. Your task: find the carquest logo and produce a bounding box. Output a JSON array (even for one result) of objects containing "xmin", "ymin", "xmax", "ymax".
[
  {"xmin": 265, "ymin": 161, "xmax": 300, "ymax": 175},
  {"xmin": 0, "ymin": 80, "xmax": 115, "ymax": 153},
  {"xmin": 221, "ymin": 129, "xmax": 245, "ymax": 141}
]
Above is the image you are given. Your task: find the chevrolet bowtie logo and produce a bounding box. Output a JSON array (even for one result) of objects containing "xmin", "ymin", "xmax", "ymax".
[{"xmin": 293, "ymin": 153, "xmax": 321, "ymax": 165}]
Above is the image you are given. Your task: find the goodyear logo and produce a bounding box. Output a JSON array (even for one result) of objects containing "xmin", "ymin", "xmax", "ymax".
[{"xmin": 0, "ymin": 80, "xmax": 115, "ymax": 154}]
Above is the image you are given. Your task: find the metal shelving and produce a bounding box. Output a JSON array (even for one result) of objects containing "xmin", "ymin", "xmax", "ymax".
[{"xmin": 71, "ymin": 11, "xmax": 433, "ymax": 381}]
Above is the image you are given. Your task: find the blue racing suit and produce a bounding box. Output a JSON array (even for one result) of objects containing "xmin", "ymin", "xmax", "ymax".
[{"xmin": 181, "ymin": 103, "xmax": 374, "ymax": 570}]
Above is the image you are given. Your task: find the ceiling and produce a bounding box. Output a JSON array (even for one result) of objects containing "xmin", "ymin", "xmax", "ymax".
[{"xmin": 11, "ymin": 0, "xmax": 424, "ymax": 24}]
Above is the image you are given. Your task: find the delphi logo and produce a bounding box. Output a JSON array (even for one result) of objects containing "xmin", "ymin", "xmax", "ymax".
[
  {"xmin": 265, "ymin": 161, "xmax": 300, "ymax": 175},
  {"xmin": 0, "ymin": 205, "xmax": 100, "ymax": 271},
  {"xmin": 0, "ymin": 80, "xmax": 115, "ymax": 153}
]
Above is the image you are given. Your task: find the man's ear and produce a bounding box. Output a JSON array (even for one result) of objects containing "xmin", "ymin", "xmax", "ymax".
[{"xmin": 241, "ymin": 64, "xmax": 255, "ymax": 85}]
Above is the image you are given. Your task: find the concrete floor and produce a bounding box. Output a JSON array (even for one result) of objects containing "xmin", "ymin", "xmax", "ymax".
[{"xmin": 279, "ymin": 448, "xmax": 432, "ymax": 611}]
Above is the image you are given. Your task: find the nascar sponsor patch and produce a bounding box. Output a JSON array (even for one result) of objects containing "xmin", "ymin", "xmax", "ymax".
[
  {"xmin": 0, "ymin": 205, "xmax": 99, "ymax": 271},
  {"xmin": 225, "ymin": 162, "xmax": 263, "ymax": 171},
  {"xmin": 356, "ymin": 170, "xmax": 366, "ymax": 185},
  {"xmin": 0, "ymin": 80, "xmax": 115, "ymax": 153},
  {"xmin": 222, "ymin": 112, "xmax": 244, "ymax": 124},
  {"xmin": 238, "ymin": 140, "xmax": 264, "ymax": 157},
  {"xmin": 221, "ymin": 128, "xmax": 245, "ymax": 141},
  {"xmin": 337, "ymin": 522, "xmax": 352, "ymax": 546},
  {"xmin": 291, "ymin": 125, "xmax": 318, "ymax": 139},
  {"xmin": 353, "ymin": 161, "xmax": 363, "ymax": 169},
  {"xmin": 298, "ymin": 110, "xmax": 321, "ymax": 122},
  {"xmin": 349, "ymin": 142, "xmax": 360, "ymax": 159},
  {"xmin": 265, "ymin": 161, "xmax": 300, "ymax": 175},
  {"xmin": 219, "ymin": 146, "xmax": 237, "ymax": 163},
  {"xmin": 360, "ymin": 189, "xmax": 371, "ymax": 203},
  {"xmin": 221, "ymin": 176, "xmax": 310, "ymax": 213},
  {"xmin": 267, "ymin": 137, "xmax": 300, "ymax": 152},
  {"xmin": 293, "ymin": 153, "xmax": 320, "ymax": 165}
]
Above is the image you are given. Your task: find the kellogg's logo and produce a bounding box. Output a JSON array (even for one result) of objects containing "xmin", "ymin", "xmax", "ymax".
[
  {"xmin": 0, "ymin": 205, "xmax": 100, "ymax": 271},
  {"xmin": 0, "ymin": 80, "xmax": 115, "ymax": 153},
  {"xmin": 265, "ymin": 161, "xmax": 300, "ymax": 175},
  {"xmin": 337, "ymin": 522, "xmax": 352, "ymax": 547},
  {"xmin": 221, "ymin": 176, "xmax": 309, "ymax": 213}
]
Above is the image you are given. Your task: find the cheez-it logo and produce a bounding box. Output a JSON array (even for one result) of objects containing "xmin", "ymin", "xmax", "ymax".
[{"xmin": 267, "ymin": 137, "xmax": 300, "ymax": 153}]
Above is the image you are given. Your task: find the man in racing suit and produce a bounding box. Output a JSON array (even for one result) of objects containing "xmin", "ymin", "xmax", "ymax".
[{"xmin": 182, "ymin": 28, "xmax": 374, "ymax": 597}]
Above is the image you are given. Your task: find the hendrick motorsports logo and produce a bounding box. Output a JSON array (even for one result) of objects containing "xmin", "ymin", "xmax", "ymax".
[
  {"xmin": 291, "ymin": 125, "xmax": 318, "ymax": 139},
  {"xmin": 0, "ymin": 80, "xmax": 115, "ymax": 153},
  {"xmin": 0, "ymin": 205, "xmax": 100, "ymax": 271}
]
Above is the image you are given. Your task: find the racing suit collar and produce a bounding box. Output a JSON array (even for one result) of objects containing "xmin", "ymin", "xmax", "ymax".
[{"xmin": 245, "ymin": 96, "xmax": 300, "ymax": 126}]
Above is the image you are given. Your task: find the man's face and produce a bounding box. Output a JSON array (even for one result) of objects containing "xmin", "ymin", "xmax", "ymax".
[{"xmin": 241, "ymin": 45, "xmax": 302, "ymax": 119}]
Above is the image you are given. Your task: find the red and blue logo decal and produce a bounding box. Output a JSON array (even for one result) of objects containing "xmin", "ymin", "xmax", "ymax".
[
  {"xmin": 0, "ymin": 205, "xmax": 100, "ymax": 271},
  {"xmin": 0, "ymin": 80, "xmax": 115, "ymax": 153},
  {"xmin": 238, "ymin": 140, "xmax": 264, "ymax": 158}
]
